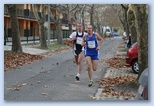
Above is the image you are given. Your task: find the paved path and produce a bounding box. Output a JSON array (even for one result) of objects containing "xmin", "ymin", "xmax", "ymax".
[
  {"xmin": 4, "ymin": 37, "xmax": 122, "ymax": 101},
  {"xmin": 4, "ymin": 45, "xmax": 48, "ymax": 55}
]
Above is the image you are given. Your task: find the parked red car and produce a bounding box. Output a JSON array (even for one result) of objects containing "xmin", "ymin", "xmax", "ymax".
[{"xmin": 125, "ymin": 42, "xmax": 139, "ymax": 74}]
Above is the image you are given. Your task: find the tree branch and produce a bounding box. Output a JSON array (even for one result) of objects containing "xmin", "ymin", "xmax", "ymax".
[
  {"xmin": 69, "ymin": 4, "xmax": 79, "ymax": 13},
  {"xmin": 32, "ymin": 4, "xmax": 40, "ymax": 21},
  {"xmin": 121, "ymin": 4, "xmax": 129, "ymax": 10}
]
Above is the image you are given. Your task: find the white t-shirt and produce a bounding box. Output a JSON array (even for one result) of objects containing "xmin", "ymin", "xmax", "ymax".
[
  {"xmin": 69, "ymin": 32, "xmax": 87, "ymax": 38},
  {"xmin": 69, "ymin": 32, "xmax": 87, "ymax": 50}
]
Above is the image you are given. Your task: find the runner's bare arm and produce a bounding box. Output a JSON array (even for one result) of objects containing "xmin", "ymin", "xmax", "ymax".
[
  {"xmin": 67, "ymin": 37, "xmax": 76, "ymax": 42},
  {"xmin": 81, "ymin": 34, "xmax": 86, "ymax": 46},
  {"xmin": 95, "ymin": 33, "xmax": 103, "ymax": 50},
  {"xmin": 67, "ymin": 32, "xmax": 76, "ymax": 42}
]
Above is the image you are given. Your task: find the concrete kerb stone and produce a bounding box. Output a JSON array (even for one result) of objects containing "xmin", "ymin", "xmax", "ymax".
[
  {"xmin": 116, "ymin": 50, "xmax": 126, "ymax": 55},
  {"xmin": 104, "ymin": 68, "xmax": 137, "ymax": 78},
  {"xmin": 95, "ymin": 67, "xmax": 138, "ymax": 100}
]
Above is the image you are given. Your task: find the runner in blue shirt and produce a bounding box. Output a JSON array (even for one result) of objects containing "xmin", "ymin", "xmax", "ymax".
[{"xmin": 81, "ymin": 25, "xmax": 103, "ymax": 87}]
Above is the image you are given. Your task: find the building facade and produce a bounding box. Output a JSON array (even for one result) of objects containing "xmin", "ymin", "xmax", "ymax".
[{"xmin": 4, "ymin": 4, "xmax": 76, "ymax": 42}]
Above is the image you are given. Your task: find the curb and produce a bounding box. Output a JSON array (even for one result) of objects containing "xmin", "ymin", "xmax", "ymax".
[
  {"xmin": 116, "ymin": 51, "xmax": 126, "ymax": 55},
  {"xmin": 95, "ymin": 68, "xmax": 138, "ymax": 100}
]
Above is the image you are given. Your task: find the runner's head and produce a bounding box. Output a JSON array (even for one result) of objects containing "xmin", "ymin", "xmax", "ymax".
[
  {"xmin": 77, "ymin": 23, "xmax": 83, "ymax": 32},
  {"xmin": 87, "ymin": 25, "xmax": 93, "ymax": 34}
]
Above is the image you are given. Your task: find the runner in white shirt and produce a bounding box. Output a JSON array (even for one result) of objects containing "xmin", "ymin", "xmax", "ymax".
[{"xmin": 68, "ymin": 23, "xmax": 87, "ymax": 81}]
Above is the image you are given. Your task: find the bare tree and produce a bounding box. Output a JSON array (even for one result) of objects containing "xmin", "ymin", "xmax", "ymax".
[
  {"xmin": 133, "ymin": 4, "xmax": 148, "ymax": 78},
  {"xmin": 127, "ymin": 8, "xmax": 137, "ymax": 44},
  {"xmin": 86, "ymin": 4, "xmax": 95, "ymax": 27},
  {"xmin": 121, "ymin": 4, "xmax": 129, "ymax": 36},
  {"xmin": 56, "ymin": 5, "xmax": 63, "ymax": 44},
  {"xmin": 65, "ymin": 4, "xmax": 79, "ymax": 35},
  {"xmin": 80, "ymin": 4, "xmax": 86, "ymax": 31},
  {"xmin": 6, "ymin": 4, "xmax": 22, "ymax": 52},
  {"xmin": 32, "ymin": 4, "xmax": 47, "ymax": 48}
]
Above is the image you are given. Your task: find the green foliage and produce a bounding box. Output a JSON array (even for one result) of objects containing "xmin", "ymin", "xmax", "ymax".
[
  {"xmin": 48, "ymin": 43, "xmax": 68, "ymax": 52},
  {"xmin": 4, "ymin": 50, "xmax": 22, "ymax": 54},
  {"xmin": 119, "ymin": 61, "xmax": 125, "ymax": 67},
  {"xmin": 118, "ymin": 48, "xmax": 127, "ymax": 52}
]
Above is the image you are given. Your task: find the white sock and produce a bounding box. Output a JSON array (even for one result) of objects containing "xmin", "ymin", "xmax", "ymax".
[
  {"xmin": 76, "ymin": 73, "xmax": 80, "ymax": 77},
  {"xmin": 90, "ymin": 80, "xmax": 93, "ymax": 82}
]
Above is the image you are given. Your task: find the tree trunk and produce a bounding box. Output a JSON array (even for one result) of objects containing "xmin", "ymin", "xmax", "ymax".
[
  {"xmin": 55, "ymin": 21, "xmax": 63, "ymax": 44},
  {"xmin": 128, "ymin": 10, "xmax": 137, "ymax": 44},
  {"xmin": 8, "ymin": 4, "xmax": 22, "ymax": 52},
  {"xmin": 130, "ymin": 26, "xmax": 137, "ymax": 44},
  {"xmin": 32, "ymin": 4, "xmax": 47, "ymax": 49},
  {"xmin": 39, "ymin": 23, "xmax": 47, "ymax": 48},
  {"xmin": 134, "ymin": 4, "xmax": 148, "ymax": 78},
  {"xmin": 67, "ymin": 13, "xmax": 72, "ymax": 35},
  {"xmin": 121, "ymin": 5, "xmax": 129, "ymax": 36},
  {"xmin": 90, "ymin": 5, "xmax": 94, "ymax": 27},
  {"xmin": 124, "ymin": 10, "xmax": 129, "ymax": 36},
  {"xmin": 68, "ymin": 22, "xmax": 72, "ymax": 35},
  {"xmin": 55, "ymin": 4, "xmax": 63, "ymax": 44}
]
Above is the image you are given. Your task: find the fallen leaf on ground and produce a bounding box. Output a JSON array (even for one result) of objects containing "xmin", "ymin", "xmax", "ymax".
[
  {"xmin": 97, "ymin": 76, "xmax": 137, "ymax": 87},
  {"xmin": 44, "ymin": 85, "xmax": 48, "ymax": 88},
  {"xmin": 104, "ymin": 57, "xmax": 125, "ymax": 68},
  {"xmin": 102, "ymin": 88, "xmax": 135, "ymax": 97},
  {"xmin": 90, "ymin": 96, "xmax": 97, "ymax": 100},
  {"xmin": 41, "ymin": 93, "xmax": 48, "ymax": 96},
  {"xmin": 4, "ymin": 53, "xmax": 44, "ymax": 71},
  {"xmin": 22, "ymin": 83, "xmax": 28, "ymax": 86},
  {"xmin": 37, "ymin": 81, "xmax": 41, "ymax": 83}
]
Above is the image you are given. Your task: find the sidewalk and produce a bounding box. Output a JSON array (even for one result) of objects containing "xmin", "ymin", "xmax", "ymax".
[
  {"xmin": 4, "ymin": 45, "xmax": 49, "ymax": 55},
  {"xmin": 94, "ymin": 42, "xmax": 138, "ymax": 100},
  {"xmin": 95, "ymin": 68, "xmax": 138, "ymax": 100},
  {"xmin": 4, "ymin": 41, "xmax": 50, "ymax": 55}
]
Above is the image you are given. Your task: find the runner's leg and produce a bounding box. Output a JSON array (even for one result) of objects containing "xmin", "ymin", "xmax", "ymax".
[
  {"xmin": 86, "ymin": 56, "xmax": 92, "ymax": 80},
  {"xmin": 92, "ymin": 60, "xmax": 98, "ymax": 71},
  {"xmin": 77, "ymin": 52, "xmax": 84, "ymax": 74},
  {"xmin": 74, "ymin": 55, "xmax": 78, "ymax": 65}
]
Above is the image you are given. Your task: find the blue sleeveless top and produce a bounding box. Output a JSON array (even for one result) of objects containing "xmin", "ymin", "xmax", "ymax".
[{"xmin": 85, "ymin": 33, "xmax": 98, "ymax": 56}]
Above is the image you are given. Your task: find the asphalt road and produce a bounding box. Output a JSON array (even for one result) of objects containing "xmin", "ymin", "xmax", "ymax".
[{"xmin": 4, "ymin": 37, "xmax": 123, "ymax": 101}]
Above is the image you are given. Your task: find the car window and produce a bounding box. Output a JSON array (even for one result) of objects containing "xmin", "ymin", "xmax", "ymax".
[{"xmin": 106, "ymin": 29, "xmax": 110, "ymax": 32}]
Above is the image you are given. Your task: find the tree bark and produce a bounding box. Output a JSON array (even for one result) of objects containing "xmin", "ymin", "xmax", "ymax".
[
  {"xmin": 134, "ymin": 4, "xmax": 148, "ymax": 78},
  {"xmin": 68, "ymin": 23, "xmax": 72, "ymax": 35},
  {"xmin": 32, "ymin": 4, "xmax": 47, "ymax": 48},
  {"xmin": 7, "ymin": 4, "xmax": 22, "ymax": 52},
  {"xmin": 68, "ymin": 14, "xmax": 72, "ymax": 35},
  {"xmin": 55, "ymin": 21, "xmax": 63, "ymax": 44},
  {"xmin": 55, "ymin": 4, "xmax": 63, "ymax": 44},
  {"xmin": 90, "ymin": 5, "xmax": 94, "ymax": 27},
  {"xmin": 128, "ymin": 10, "xmax": 137, "ymax": 44},
  {"xmin": 65, "ymin": 4, "xmax": 79, "ymax": 35},
  {"xmin": 39, "ymin": 23, "xmax": 47, "ymax": 48},
  {"xmin": 121, "ymin": 4, "xmax": 129, "ymax": 36}
]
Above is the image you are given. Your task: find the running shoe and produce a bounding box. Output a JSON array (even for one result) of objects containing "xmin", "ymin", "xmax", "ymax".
[
  {"xmin": 88, "ymin": 81, "xmax": 94, "ymax": 87},
  {"xmin": 75, "ymin": 76, "xmax": 80, "ymax": 81}
]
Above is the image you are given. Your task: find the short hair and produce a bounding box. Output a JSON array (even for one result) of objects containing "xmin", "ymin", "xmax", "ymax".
[
  {"xmin": 87, "ymin": 25, "xmax": 92, "ymax": 28},
  {"xmin": 77, "ymin": 23, "xmax": 82, "ymax": 26}
]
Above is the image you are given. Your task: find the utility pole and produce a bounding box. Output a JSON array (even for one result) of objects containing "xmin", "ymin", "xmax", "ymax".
[{"xmin": 47, "ymin": 4, "xmax": 50, "ymax": 45}]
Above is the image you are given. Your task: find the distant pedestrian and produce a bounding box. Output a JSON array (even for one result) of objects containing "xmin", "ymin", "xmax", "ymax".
[
  {"xmin": 127, "ymin": 34, "xmax": 131, "ymax": 48},
  {"xmin": 81, "ymin": 25, "xmax": 103, "ymax": 87},
  {"xmin": 68, "ymin": 23, "xmax": 87, "ymax": 81}
]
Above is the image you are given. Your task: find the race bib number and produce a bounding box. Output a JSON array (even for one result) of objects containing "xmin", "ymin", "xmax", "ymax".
[
  {"xmin": 76, "ymin": 37, "xmax": 82, "ymax": 44},
  {"xmin": 87, "ymin": 41, "xmax": 95, "ymax": 48}
]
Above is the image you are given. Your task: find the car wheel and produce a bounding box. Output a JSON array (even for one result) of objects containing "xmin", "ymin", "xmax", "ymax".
[{"xmin": 132, "ymin": 60, "xmax": 139, "ymax": 74}]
